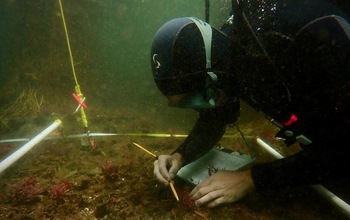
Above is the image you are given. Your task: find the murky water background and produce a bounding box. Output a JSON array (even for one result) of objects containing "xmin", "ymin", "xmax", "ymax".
[{"xmin": 0, "ymin": 0, "xmax": 349, "ymax": 219}]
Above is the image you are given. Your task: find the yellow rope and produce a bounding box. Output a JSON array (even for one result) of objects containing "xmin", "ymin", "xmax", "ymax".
[
  {"xmin": 58, "ymin": 0, "xmax": 78, "ymax": 85},
  {"xmin": 58, "ymin": 0, "xmax": 88, "ymax": 128}
]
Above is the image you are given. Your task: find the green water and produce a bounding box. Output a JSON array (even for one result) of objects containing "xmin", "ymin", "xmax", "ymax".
[
  {"xmin": 0, "ymin": 0, "xmax": 232, "ymax": 132},
  {"xmin": 0, "ymin": 1, "xmax": 348, "ymax": 219}
]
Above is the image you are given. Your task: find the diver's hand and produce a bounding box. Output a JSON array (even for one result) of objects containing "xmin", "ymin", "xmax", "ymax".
[
  {"xmin": 153, "ymin": 153, "xmax": 183, "ymax": 185},
  {"xmin": 190, "ymin": 169, "xmax": 255, "ymax": 208}
]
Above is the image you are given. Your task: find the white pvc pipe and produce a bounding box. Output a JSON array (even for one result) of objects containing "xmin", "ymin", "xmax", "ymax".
[
  {"xmin": 256, "ymin": 138, "xmax": 284, "ymax": 159},
  {"xmin": 256, "ymin": 138, "xmax": 350, "ymax": 218},
  {"xmin": 0, "ymin": 119, "xmax": 62, "ymax": 174}
]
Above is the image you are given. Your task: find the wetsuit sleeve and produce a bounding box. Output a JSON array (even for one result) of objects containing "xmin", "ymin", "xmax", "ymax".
[{"xmin": 172, "ymin": 99, "xmax": 239, "ymax": 165}]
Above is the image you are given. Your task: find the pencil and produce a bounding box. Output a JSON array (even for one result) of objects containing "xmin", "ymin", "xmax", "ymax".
[
  {"xmin": 169, "ymin": 180, "xmax": 179, "ymax": 201},
  {"xmin": 132, "ymin": 142, "xmax": 158, "ymax": 158},
  {"xmin": 132, "ymin": 141, "xmax": 179, "ymax": 201}
]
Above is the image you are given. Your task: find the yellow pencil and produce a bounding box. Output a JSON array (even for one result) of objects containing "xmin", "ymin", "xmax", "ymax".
[
  {"xmin": 169, "ymin": 181, "xmax": 179, "ymax": 201},
  {"xmin": 132, "ymin": 142, "xmax": 179, "ymax": 201},
  {"xmin": 132, "ymin": 142, "xmax": 158, "ymax": 158}
]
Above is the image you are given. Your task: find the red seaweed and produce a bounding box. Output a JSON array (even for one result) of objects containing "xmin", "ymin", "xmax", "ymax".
[
  {"xmin": 102, "ymin": 161, "xmax": 120, "ymax": 180},
  {"xmin": 49, "ymin": 181, "xmax": 71, "ymax": 200},
  {"xmin": 10, "ymin": 177, "xmax": 43, "ymax": 203}
]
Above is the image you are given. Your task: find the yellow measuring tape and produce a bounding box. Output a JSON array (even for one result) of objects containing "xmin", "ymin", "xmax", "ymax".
[{"xmin": 58, "ymin": 0, "xmax": 88, "ymax": 128}]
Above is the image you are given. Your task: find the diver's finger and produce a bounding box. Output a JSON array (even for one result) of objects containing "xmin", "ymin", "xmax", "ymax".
[
  {"xmin": 153, "ymin": 160, "xmax": 169, "ymax": 185},
  {"xmin": 194, "ymin": 188, "xmax": 222, "ymax": 207},
  {"xmin": 168, "ymin": 160, "xmax": 181, "ymax": 179},
  {"xmin": 157, "ymin": 156, "xmax": 172, "ymax": 180},
  {"xmin": 190, "ymin": 177, "xmax": 213, "ymax": 198}
]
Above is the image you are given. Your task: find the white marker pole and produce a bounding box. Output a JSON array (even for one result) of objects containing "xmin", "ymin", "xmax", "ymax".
[
  {"xmin": 0, "ymin": 119, "xmax": 62, "ymax": 174},
  {"xmin": 256, "ymin": 138, "xmax": 350, "ymax": 218}
]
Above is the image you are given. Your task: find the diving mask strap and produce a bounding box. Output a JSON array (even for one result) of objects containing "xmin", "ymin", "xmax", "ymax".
[
  {"xmin": 188, "ymin": 17, "xmax": 218, "ymax": 105},
  {"xmin": 188, "ymin": 17, "xmax": 213, "ymax": 69}
]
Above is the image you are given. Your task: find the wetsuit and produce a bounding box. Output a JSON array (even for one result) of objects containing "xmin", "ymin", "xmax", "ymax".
[{"xmin": 173, "ymin": 0, "xmax": 350, "ymax": 190}]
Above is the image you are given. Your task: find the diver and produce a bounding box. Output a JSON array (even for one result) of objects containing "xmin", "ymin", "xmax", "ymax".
[{"xmin": 150, "ymin": 0, "xmax": 350, "ymax": 208}]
